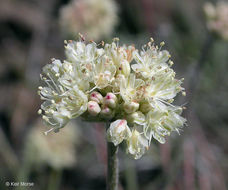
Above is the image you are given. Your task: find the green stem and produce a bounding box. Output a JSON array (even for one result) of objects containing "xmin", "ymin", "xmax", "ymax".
[
  {"xmin": 106, "ymin": 123, "xmax": 119, "ymax": 190},
  {"xmin": 47, "ymin": 168, "xmax": 62, "ymax": 190}
]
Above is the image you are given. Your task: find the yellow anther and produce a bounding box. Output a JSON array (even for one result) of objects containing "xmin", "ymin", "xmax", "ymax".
[
  {"xmin": 37, "ymin": 109, "xmax": 42, "ymax": 114},
  {"xmin": 160, "ymin": 41, "xmax": 165, "ymax": 46}
]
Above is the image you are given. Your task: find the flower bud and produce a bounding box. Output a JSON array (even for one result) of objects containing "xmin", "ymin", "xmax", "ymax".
[
  {"xmin": 107, "ymin": 120, "xmax": 131, "ymax": 146},
  {"xmin": 87, "ymin": 101, "xmax": 101, "ymax": 116},
  {"xmin": 123, "ymin": 101, "xmax": 139, "ymax": 114},
  {"xmin": 139, "ymin": 102, "xmax": 152, "ymax": 113},
  {"xmin": 104, "ymin": 93, "xmax": 117, "ymax": 109},
  {"xmin": 117, "ymin": 60, "xmax": 130, "ymax": 77},
  {"xmin": 89, "ymin": 91, "xmax": 103, "ymax": 104},
  {"xmin": 127, "ymin": 111, "xmax": 145, "ymax": 125},
  {"xmin": 100, "ymin": 106, "xmax": 112, "ymax": 117}
]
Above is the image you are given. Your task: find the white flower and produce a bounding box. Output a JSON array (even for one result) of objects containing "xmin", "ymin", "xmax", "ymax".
[
  {"xmin": 105, "ymin": 42, "xmax": 134, "ymax": 77},
  {"xmin": 127, "ymin": 130, "xmax": 148, "ymax": 159},
  {"xmin": 144, "ymin": 69, "xmax": 184, "ymax": 109},
  {"xmin": 144, "ymin": 106, "xmax": 186, "ymax": 144},
  {"xmin": 64, "ymin": 40, "xmax": 103, "ymax": 86},
  {"xmin": 38, "ymin": 58, "xmax": 88, "ymax": 134},
  {"xmin": 204, "ymin": 2, "xmax": 228, "ymax": 40},
  {"xmin": 120, "ymin": 74, "xmax": 145, "ymax": 103},
  {"xmin": 38, "ymin": 37, "xmax": 186, "ymax": 159},
  {"xmin": 25, "ymin": 120, "xmax": 78, "ymax": 169},
  {"xmin": 107, "ymin": 120, "xmax": 131, "ymax": 146},
  {"xmin": 93, "ymin": 55, "xmax": 116, "ymax": 89},
  {"xmin": 59, "ymin": 62, "xmax": 90, "ymax": 92},
  {"xmin": 59, "ymin": 0, "xmax": 118, "ymax": 41},
  {"xmin": 65, "ymin": 40, "xmax": 104, "ymax": 66},
  {"xmin": 126, "ymin": 111, "xmax": 146, "ymax": 125},
  {"xmin": 132, "ymin": 41, "xmax": 170, "ymax": 79}
]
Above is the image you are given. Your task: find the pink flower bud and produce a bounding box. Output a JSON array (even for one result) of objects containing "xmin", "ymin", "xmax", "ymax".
[
  {"xmin": 87, "ymin": 101, "xmax": 101, "ymax": 116},
  {"xmin": 100, "ymin": 106, "xmax": 114, "ymax": 118},
  {"xmin": 89, "ymin": 91, "xmax": 103, "ymax": 104},
  {"xmin": 104, "ymin": 92, "xmax": 117, "ymax": 109}
]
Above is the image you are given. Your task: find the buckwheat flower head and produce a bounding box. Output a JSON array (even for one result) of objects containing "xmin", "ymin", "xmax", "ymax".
[
  {"xmin": 59, "ymin": 0, "xmax": 118, "ymax": 41},
  {"xmin": 38, "ymin": 36, "xmax": 186, "ymax": 159},
  {"xmin": 204, "ymin": 1, "xmax": 228, "ymax": 40},
  {"xmin": 25, "ymin": 120, "xmax": 78, "ymax": 169}
]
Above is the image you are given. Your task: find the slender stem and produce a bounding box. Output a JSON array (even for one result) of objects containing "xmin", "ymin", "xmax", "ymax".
[
  {"xmin": 47, "ymin": 168, "xmax": 62, "ymax": 190},
  {"xmin": 106, "ymin": 123, "xmax": 119, "ymax": 190}
]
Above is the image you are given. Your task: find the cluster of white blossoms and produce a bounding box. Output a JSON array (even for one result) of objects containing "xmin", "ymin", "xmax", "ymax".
[
  {"xmin": 38, "ymin": 36, "xmax": 186, "ymax": 159},
  {"xmin": 59, "ymin": 0, "xmax": 118, "ymax": 41},
  {"xmin": 204, "ymin": 1, "xmax": 228, "ymax": 40},
  {"xmin": 25, "ymin": 120, "xmax": 78, "ymax": 169}
]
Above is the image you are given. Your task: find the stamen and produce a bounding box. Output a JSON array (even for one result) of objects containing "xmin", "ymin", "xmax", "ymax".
[{"xmin": 44, "ymin": 127, "xmax": 55, "ymax": 135}]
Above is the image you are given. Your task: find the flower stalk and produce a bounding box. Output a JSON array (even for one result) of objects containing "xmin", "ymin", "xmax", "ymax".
[
  {"xmin": 107, "ymin": 141, "xmax": 119, "ymax": 190},
  {"xmin": 106, "ymin": 122, "xmax": 119, "ymax": 190}
]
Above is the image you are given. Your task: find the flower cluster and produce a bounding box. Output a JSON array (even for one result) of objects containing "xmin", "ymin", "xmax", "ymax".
[
  {"xmin": 25, "ymin": 120, "xmax": 78, "ymax": 169},
  {"xmin": 38, "ymin": 36, "xmax": 186, "ymax": 159},
  {"xmin": 204, "ymin": 1, "xmax": 228, "ymax": 40},
  {"xmin": 59, "ymin": 0, "xmax": 118, "ymax": 41}
]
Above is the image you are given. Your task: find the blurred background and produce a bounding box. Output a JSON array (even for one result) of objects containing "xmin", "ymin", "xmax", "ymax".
[{"xmin": 0, "ymin": 0, "xmax": 228, "ymax": 189}]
